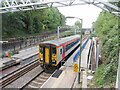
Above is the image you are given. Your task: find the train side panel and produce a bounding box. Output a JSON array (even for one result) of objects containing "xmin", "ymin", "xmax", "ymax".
[
  {"xmin": 65, "ymin": 38, "xmax": 80, "ymax": 57},
  {"xmin": 57, "ymin": 46, "xmax": 63, "ymax": 64},
  {"xmin": 56, "ymin": 38, "xmax": 80, "ymax": 65}
]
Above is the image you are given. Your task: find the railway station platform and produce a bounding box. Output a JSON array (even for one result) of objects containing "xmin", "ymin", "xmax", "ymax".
[
  {"xmin": 0, "ymin": 46, "xmax": 38, "ymax": 70},
  {"xmin": 41, "ymin": 39, "xmax": 91, "ymax": 88}
]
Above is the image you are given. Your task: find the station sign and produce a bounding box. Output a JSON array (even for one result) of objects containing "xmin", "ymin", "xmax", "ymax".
[{"xmin": 73, "ymin": 63, "xmax": 78, "ymax": 72}]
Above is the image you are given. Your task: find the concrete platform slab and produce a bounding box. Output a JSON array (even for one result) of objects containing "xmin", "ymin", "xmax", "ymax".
[{"xmin": 0, "ymin": 46, "xmax": 38, "ymax": 69}]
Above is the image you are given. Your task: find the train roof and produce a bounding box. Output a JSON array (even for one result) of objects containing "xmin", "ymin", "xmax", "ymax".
[{"xmin": 41, "ymin": 35, "xmax": 80, "ymax": 46}]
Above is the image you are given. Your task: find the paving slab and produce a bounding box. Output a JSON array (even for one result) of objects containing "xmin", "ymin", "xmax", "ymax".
[
  {"xmin": 73, "ymin": 40, "xmax": 91, "ymax": 88},
  {"xmin": 12, "ymin": 46, "xmax": 38, "ymax": 60}
]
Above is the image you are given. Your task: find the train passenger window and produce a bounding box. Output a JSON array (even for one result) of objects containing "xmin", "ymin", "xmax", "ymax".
[
  {"xmin": 63, "ymin": 47, "xmax": 66, "ymax": 52},
  {"xmin": 52, "ymin": 47, "xmax": 56, "ymax": 54},
  {"xmin": 65, "ymin": 39, "xmax": 80, "ymax": 51},
  {"xmin": 40, "ymin": 46, "xmax": 43, "ymax": 54}
]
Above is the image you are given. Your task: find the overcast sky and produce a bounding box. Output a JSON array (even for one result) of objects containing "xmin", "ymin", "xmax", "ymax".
[{"xmin": 58, "ymin": 4, "xmax": 102, "ymax": 28}]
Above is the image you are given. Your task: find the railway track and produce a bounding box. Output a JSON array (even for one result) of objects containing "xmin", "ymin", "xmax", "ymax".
[
  {"xmin": 22, "ymin": 71, "xmax": 52, "ymax": 89},
  {"xmin": 1, "ymin": 53, "xmax": 38, "ymax": 79},
  {"xmin": 0, "ymin": 59, "xmax": 39, "ymax": 88}
]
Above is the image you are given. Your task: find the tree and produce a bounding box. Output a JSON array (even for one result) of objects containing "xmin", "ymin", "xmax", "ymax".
[
  {"xmin": 74, "ymin": 20, "xmax": 81, "ymax": 29},
  {"xmin": 2, "ymin": 8, "xmax": 66, "ymax": 39}
]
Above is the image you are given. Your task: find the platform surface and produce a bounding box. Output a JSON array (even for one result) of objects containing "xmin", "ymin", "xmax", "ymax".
[{"xmin": 0, "ymin": 46, "xmax": 38, "ymax": 69}]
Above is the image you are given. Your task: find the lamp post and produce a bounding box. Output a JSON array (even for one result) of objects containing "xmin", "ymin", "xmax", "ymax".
[
  {"xmin": 57, "ymin": 26, "xmax": 72, "ymax": 39},
  {"xmin": 66, "ymin": 16, "xmax": 83, "ymax": 84},
  {"xmin": 57, "ymin": 26, "xmax": 60, "ymax": 39}
]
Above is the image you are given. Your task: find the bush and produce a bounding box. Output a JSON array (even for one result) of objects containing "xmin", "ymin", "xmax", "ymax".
[{"xmin": 92, "ymin": 11, "xmax": 119, "ymax": 87}]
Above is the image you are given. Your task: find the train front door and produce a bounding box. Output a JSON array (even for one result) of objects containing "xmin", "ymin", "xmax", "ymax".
[
  {"xmin": 45, "ymin": 45, "xmax": 50, "ymax": 64},
  {"xmin": 62, "ymin": 46, "xmax": 65, "ymax": 59}
]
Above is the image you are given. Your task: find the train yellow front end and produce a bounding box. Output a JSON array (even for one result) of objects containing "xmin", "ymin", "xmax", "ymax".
[
  {"xmin": 38, "ymin": 35, "xmax": 80, "ymax": 69},
  {"xmin": 38, "ymin": 44, "xmax": 58, "ymax": 68}
]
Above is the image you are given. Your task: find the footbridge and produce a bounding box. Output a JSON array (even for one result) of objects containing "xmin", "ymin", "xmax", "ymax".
[{"xmin": 0, "ymin": 0, "xmax": 120, "ymax": 17}]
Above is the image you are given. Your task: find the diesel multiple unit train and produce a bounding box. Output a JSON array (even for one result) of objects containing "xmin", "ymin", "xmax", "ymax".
[{"xmin": 38, "ymin": 35, "xmax": 80, "ymax": 68}]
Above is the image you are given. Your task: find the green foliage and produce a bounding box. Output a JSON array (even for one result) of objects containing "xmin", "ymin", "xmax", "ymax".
[
  {"xmin": 2, "ymin": 8, "xmax": 65, "ymax": 39},
  {"xmin": 74, "ymin": 20, "xmax": 81, "ymax": 29},
  {"xmin": 94, "ymin": 64, "xmax": 117, "ymax": 87},
  {"xmin": 93, "ymin": 11, "xmax": 119, "ymax": 87}
]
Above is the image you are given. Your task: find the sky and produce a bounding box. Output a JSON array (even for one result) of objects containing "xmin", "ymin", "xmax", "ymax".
[{"xmin": 58, "ymin": 4, "xmax": 102, "ymax": 28}]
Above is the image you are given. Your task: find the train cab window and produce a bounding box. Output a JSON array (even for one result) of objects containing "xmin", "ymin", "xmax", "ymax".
[
  {"xmin": 40, "ymin": 46, "xmax": 43, "ymax": 54},
  {"xmin": 52, "ymin": 47, "xmax": 56, "ymax": 54},
  {"xmin": 60, "ymin": 49, "xmax": 62, "ymax": 54}
]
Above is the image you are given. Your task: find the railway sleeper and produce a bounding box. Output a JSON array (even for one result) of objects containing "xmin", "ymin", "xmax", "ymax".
[{"xmin": 2, "ymin": 62, "xmax": 39, "ymax": 88}]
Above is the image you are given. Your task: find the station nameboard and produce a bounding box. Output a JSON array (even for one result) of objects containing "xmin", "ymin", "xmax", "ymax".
[{"xmin": 74, "ymin": 63, "xmax": 78, "ymax": 72}]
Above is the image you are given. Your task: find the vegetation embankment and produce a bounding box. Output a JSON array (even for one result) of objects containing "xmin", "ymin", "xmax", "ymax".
[
  {"xmin": 90, "ymin": 11, "xmax": 119, "ymax": 88},
  {"xmin": 2, "ymin": 8, "xmax": 65, "ymax": 40}
]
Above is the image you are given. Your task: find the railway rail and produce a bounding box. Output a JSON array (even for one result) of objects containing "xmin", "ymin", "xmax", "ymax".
[
  {"xmin": 1, "ymin": 54, "xmax": 38, "ymax": 78},
  {"xmin": 0, "ymin": 59, "xmax": 39, "ymax": 88},
  {"xmin": 21, "ymin": 71, "xmax": 52, "ymax": 89}
]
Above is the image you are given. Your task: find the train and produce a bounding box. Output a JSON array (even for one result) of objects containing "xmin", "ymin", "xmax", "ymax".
[{"xmin": 38, "ymin": 35, "xmax": 80, "ymax": 68}]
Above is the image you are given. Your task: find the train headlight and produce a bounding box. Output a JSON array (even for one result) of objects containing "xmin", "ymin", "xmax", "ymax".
[
  {"xmin": 52, "ymin": 60, "xmax": 56, "ymax": 64},
  {"xmin": 40, "ymin": 58, "xmax": 43, "ymax": 61}
]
